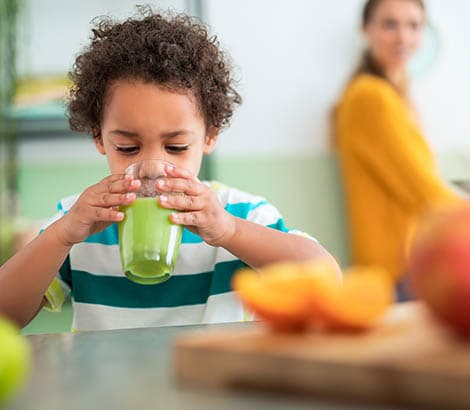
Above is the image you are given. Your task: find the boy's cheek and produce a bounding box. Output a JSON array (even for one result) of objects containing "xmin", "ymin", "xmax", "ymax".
[{"xmin": 108, "ymin": 158, "xmax": 133, "ymax": 176}]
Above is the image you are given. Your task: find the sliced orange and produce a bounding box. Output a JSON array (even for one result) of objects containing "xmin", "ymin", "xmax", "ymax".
[
  {"xmin": 233, "ymin": 262, "xmax": 393, "ymax": 333},
  {"xmin": 232, "ymin": 260, "xmax": 341, "ymax": 331},
  {"xmin": 312, "ymin": 267, "xmax": 394, "ymax": 331}
]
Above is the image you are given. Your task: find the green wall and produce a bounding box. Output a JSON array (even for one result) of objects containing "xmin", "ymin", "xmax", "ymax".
[
  {"xmin": 22, "ymin": 303, "xmax": 73, "ymax": 335},
  {"xmin": 213, "ymin": 153, "xmax": 350, "ymax": 266},
  {"xmin": 19, "ymin": 160, "xmax": 108, "ymax": 219}
]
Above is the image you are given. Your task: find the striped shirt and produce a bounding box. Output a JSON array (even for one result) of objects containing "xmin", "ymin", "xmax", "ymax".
[{"xmin": 44, "ymin": 181, "xmax": 309, "ymax": 331}]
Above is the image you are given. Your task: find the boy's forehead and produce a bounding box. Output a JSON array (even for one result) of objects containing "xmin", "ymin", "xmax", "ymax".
[
  {"xmin": 105, "ymin": 79, "xmax": 197, "ymax": 110},
  {"xmin": 102, "ymin": 79, "xmax": 205, "ymax": 131}
]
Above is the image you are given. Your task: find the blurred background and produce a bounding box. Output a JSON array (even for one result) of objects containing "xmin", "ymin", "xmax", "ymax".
[{"xmin": 1, "ymin": 0, "xmax": 469, "ymax": 332}]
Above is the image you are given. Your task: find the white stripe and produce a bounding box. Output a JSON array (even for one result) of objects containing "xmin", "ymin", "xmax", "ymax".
[
  {"xmin": 70, "ymin": 243, "xmax": 123, "ymax": 277},
  {"xmin": 60, "ymin": 194, "xmax": 79, "ymax": 211},
  {"xmin": 247, "ymin": 203, "xmax": 282, "ymax": 226},
  {"xmin": 202, "ymin": 292, "xmax": 247, "ymax": 323},
  {"xmin": 40, "ymin": 194, "xmax": 78, "ymax": 231},
  {"xmin": 289, "ymin": 229, "xmax": 318, "ymax": 242},
  {"xmin": 41, "ymin": 211, "xmax": 64, "ymax": 230},
  {"xmin": 214, "ymin": 184, "xmax": 266, "ymax": 207},
  {"xmin": 175, "ymin": 243, "xmax": 237, "ymax": 274},
  {"xmin": 71, "ymin": 292, "xmax": 245, "ymax": 331},
  {"xmin": 70, "ymin": 241, "xmax": 238, "ymax": 277}
]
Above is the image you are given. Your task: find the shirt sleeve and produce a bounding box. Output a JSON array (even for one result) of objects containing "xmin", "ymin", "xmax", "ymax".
[
  {"xmin": 212, "ymin": 181, "xmax": 318, "ymax": 241},
  {"xmin": 340, "ymin": 80, "xmax": 461, "ymax": 213},
  {"xmin": 244, "ymin": 198, "xmax": 317, "ymax": 241}
]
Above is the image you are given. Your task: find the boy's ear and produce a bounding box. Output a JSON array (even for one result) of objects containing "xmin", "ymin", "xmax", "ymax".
[
  {"xmin": 203, "ymin": 126, "xmax": 219, "ymax": 155},
  {"xmin": 93, "ymin": 131, "xmax": 106, "ymax": 155}
]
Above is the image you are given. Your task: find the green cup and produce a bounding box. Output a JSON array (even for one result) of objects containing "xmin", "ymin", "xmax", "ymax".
[{"xmin": 118, "ymin": 160, "xmax": 182, "ymax": 285}]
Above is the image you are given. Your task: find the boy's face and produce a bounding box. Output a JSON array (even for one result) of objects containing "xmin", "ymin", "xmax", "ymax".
[{"xmin": 95, "ymin": 79, "xmax": 218, "ymax": 176}]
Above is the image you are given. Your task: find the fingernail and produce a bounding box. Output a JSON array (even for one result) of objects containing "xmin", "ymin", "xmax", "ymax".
[
  {"xmin": 126, "ymin": 193, "xmax": 135, "ymax": 200},
  {"xmin": 160, "ymin": 194, "xmax": 168, "ymax": 202},
  {"xmin": 125, "ymin": 174, "xmax": 133, "ymax": 180},
  {"xmin": 117, "ymin": 212, "xmax": 124, "ymax": 220},
  {"xmin": 131, "ymin": 180, "xmax": 140, "ymax": 187}
]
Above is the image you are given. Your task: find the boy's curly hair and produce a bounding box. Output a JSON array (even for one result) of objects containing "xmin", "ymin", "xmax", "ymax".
[{"xmin": 68, "ymin": 8, "xmax": 242, "ymax": 136}]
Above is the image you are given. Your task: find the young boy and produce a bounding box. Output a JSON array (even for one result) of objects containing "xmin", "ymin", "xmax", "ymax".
[{"xmin": 0, "ymin": 10, "xmax": 338, "ymax": 331}]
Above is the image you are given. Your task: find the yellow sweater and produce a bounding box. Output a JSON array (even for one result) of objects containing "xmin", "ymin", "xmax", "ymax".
[{"xmin": 335, "ymin": 74, "xmax": 460, "ymax": 279}]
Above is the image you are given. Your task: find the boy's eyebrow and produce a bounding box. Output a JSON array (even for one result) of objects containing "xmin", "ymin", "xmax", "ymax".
[
  {"xmin": 161, "ymin": 129, "xmax": 194, "ymax": 138},
  {"xmin": 109, "ymin": 129, "xmax": 141, "ymax": 138},
  {"xmin": 109, "ymin": 129, "xmax": 193, "ymax": 139}
]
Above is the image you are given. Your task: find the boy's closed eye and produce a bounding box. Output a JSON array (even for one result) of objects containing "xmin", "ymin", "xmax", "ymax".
[
  {"xmin": 166, "ymin": 144, "xmax": 190, "ymax": 153},
  {"xmin": 114, "ymin": 144, "xmax": 190, "ymax": 155},
  {"xmin": 115, "ymin": 145, "xmax": 139, "ymax": 154}
]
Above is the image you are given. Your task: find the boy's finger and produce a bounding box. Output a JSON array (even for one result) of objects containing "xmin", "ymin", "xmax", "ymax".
[
  {"xmin": 158, "ymin": 193, "xmax": 202, "ymax": 211},
  {"xmin": 156, "ymin": 177, "xmax": 204, "ymax": 196},
  {"xmin": 92, "ymin": 206, "xmax": 125, "ymax": 222},
  {"xmin": 108, "ymin": 178, "xmax": 141, "ymax": 193},
  {"xmin": 170, "ymin": 210, "xmax": 205, "ymax": 226},
  {"xmin": 163, "ymin": 164, "xmax": 197, "ymax": 181},
  {"xmin": 91, "ymin": 192, "xmax": 136, "ymax": 208},
  {"xmin": 94, "ymin": 174, "xmax": 129, "ymax": 194},
  {"xmin": 102, "ymin": 173, "xmax": 127, "ymax": 185}
]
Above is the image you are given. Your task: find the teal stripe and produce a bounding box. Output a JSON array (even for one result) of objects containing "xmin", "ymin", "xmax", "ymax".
[
  {"xmin": 180, "ymin": 200, "xmax": 269, "ymax": 242},
  {"xmin": 225, "ymin": 200, "xmax": 267, "ymax": 218},
  {"xmin": 59, "ymin": 255, "xmax": 72, "ymax": 287},
  {"xmin": 82, "ymin": 199, "xmax": 269, "ymax": 245},
  {"xmin": 84, "ymin": 224, "xmax": 203, "ymax": 245},
  {"xmin": 267, "ymin": 218, "xmax": 289, "ymax": 233},
  {"xmin": 39, "ymin": 227, "xmax": 72, "ymax": 288},
  {"xmin": 71, "ymin": 259, "xmax": 245, "ymax": 308},
  {"xmin": 182, "ymin": 229, "xmax": 203, "ymax": 244},
  {"xmin": 211, "ymin": 259, "xmax": 246, "ymax": 294},
  {"xmin": 85, "ymin": 224, "xmax": 119, "ymax": 245}
]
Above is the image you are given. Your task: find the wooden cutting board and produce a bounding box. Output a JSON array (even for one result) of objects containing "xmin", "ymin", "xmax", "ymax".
[{"xmin": 173, "ymin": 302, "xmax": 470, "ymax": 409}]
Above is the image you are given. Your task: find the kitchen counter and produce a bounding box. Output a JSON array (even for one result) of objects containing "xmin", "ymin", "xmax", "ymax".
[{"xmin": 5, "ymin": 322, "xmax": 399, "ymax": 410}]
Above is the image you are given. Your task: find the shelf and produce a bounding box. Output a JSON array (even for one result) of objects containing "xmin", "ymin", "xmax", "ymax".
[{"xmin": 4, "ymin": 101, "xmax": 84, "ymax": 139}]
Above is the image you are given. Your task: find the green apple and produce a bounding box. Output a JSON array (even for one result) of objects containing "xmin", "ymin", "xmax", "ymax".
[{"xmin": 0, "ymin": 317, "xmax": 31, "ymax": 402}]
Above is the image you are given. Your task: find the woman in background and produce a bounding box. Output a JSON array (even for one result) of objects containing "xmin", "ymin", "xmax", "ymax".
[{"xmin": 334, "ymin": 0, "xmax": 461, "ymax": 300}]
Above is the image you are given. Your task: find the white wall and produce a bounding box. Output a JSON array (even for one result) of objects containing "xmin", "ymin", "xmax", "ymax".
[
  {"xmin": 18, "ymin": 0, "xmax": 470, "ymax": 158},
  {"xmin": 205, "ymin": 0, "xmax": 470, "ymax": 155},
  {"xmin": 18, "ymin": 0, "xmax": 187, "ymax": 76},
  {"xmin": 412, "ymin": 0, "xmax": 470, "ymax": 148}
]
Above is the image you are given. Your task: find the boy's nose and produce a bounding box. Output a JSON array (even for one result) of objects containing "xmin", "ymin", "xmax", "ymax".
[
  {"xmin": 141, "ymin": 150, "xmax": 166, "ymax": 162},
  {"xmin": 141, "ymin": 152, "xmax": 175, "ymax": 166}
]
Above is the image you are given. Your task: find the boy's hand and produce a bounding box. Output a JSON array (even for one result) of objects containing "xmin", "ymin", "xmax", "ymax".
[
  {"xmin": 156, "ymin": 165, "xmax": 236, "ymax": 247},
  {"xmin": 55, "ymin": 174, "xmax": 140, "ymax": 246}
]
